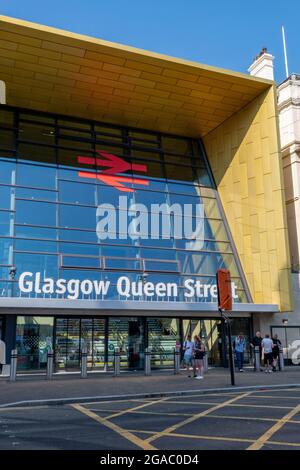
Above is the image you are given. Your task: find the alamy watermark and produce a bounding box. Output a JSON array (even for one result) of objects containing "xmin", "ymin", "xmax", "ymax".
[{"xmin": 96, "ymin": 196, "xmax": 205, "ymax": 249}]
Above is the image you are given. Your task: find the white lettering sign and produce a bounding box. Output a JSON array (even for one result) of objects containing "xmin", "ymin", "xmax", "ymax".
[{"xmin": 18, "ymin": 272, "xmax": 239, "ymax": 302}]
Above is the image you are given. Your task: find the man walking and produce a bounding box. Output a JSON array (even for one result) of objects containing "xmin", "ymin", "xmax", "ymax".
[{"xmin": 262, "ymin": 334, "xmax": 274, "ymax": 373}]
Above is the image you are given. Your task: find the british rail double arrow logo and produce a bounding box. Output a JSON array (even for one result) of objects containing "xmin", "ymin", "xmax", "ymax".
[{"xmin": 78, "ymin": 150, "xmax": 149, "ymax": 193}]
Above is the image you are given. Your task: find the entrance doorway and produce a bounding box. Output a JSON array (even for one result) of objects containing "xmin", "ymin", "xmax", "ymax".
[
  {"xmin": 54, "ymin": 318, "xmax": 106, "ymax": 371},
  {"xmin": 108, "ymin": 317, "xmax": 144, "ymax": 370}
]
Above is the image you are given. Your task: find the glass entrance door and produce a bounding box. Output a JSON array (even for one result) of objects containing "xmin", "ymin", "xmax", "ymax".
[
  {"xmin": 54, "ymin": 317, "xmax": 106, "ymax": 371},
  {"xmin": 108, "ymin": 317, "xmax": 144, "ymax": 370}
]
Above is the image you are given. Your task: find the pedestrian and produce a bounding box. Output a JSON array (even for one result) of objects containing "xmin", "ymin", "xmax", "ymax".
[
  {"xmin": 272, "ymin": 334, "xmax": 282, "ymax": 372},
  {"xmin": 262, "ymin": 334, "xmax": 274, "ymax": 373},
  {"xmin": 182, "ymin": 335, "xmax": 194, "ymax": 377},
  {"xmin": 234, "ymin": 333, "xmax": 246, "ymax": 372},
  {"xmin": 250, "ymin": 331, "xmax": 263, "ymax": 371},
  {"xmin": 0, "ymin": 338, "xmax": 6, "ymax": 374},
  {"xmin": 193, "ymin": 335, "xmax": 205, "ymax": 380}
]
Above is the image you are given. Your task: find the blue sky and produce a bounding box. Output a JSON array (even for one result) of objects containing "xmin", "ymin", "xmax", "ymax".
[{"xmin": 0, "ymin": 0, "xmax": 298, "ymax": 83}]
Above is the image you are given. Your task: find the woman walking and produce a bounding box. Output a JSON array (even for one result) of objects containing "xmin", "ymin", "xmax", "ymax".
[{"xmin": 193, "ymin": 335, "xmax": 205, "ymax": 380}]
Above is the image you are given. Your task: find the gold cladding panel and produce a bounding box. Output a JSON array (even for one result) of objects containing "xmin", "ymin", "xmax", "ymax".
[{"xmin": 203, "ymin": 86, "xmax": 293, "ymax": 311}]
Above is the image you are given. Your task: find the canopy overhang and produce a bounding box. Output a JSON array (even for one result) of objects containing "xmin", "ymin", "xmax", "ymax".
[{"xmin": 0, "ymin": 15, "xmax": 272, "ymax": 137}]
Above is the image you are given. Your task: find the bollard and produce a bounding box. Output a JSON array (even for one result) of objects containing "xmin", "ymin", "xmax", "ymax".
[
  {"xmin": 9, "ymin": 349, "xmax": 17, "ymax": 382},
  {"xmin": 279, "ymin": 346, "xmax": 285, "ymax": 371},
  {"xmin": 144, "ymin": 348, "xmax": 151, "ymax": 376},
  {"xmin": 46, "ymin": 348, "xmax": 54, "ymax": 380},
  {"xmin": 81, "ymin": 346, "xmax": 87, "ymax": 378},
  {"xmin": 254, "ymin": 346, "xmax": 261, "ymax": 371},
  {"xmin": 174, "ymin": 346, "xmax": 180, "ymax": 375},
  {"xmin": 204, "ymin": 353, "xmax": 208, "ymax": 373},
  {"xmin": 114, "ymin": 347, "xmax": 120, "ymax": 376}
]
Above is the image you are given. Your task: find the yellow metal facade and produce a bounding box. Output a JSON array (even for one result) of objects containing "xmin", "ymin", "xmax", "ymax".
[
  {"xmin": 0, "ymin": 15, "xmax": 293, "ymax": 310},
  {"xmin": 203, "ymin": 86, "xmax": 293, "ymax": 311}
]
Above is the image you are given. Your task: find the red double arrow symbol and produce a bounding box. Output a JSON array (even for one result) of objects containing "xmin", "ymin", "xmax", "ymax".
[{"xmin": 78, "ymin": 150, "xmax": 149, "ymax": 193}]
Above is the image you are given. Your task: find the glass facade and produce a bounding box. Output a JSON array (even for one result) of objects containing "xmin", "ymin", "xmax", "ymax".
[{"xmin": 0, "ymin": 106, "xmax": 248, "ymax": 303}]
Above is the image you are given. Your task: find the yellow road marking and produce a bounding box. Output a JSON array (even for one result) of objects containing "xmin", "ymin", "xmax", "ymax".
[
  {"xmin": 268, "ymin": 440, "xmax": 300, "ymax": 448},
  {"xmin": 72, "ymin": 403, "xmax": 156, "ymax": 451},
  {"xmin": 105, "ymin": 397, "xmax": 167, "ymax": 420},
  {"xmin": 247, "ymin": 402, "xmax": 300, "ymax": 450},
  {"xmin": 145, "ymin": 392, "xmax": 251, "ymax": 444},
  {"xmin": 162, "ymin": 400, "xmax": 293, "ymax": 410}
]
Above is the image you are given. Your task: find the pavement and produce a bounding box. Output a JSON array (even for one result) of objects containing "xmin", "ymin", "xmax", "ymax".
[
  {"xmin": 1, "ymin": 366, "xmax": 300, "ymax": 408},
  {"xmin": 1, "ymin": 387, "xmax": 300, "ymax": 450}
]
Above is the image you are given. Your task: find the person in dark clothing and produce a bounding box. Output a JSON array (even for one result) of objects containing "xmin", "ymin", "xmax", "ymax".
[
  {"xmin": 250, "ymin": 331, "xmax": 263, "ymax": 371},
  {"xmin": 272, "ymin": 334, "xmax": 282, "ymax": 371}
]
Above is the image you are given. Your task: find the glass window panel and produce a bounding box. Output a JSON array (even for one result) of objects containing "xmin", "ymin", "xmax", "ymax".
[
  {"xmin": 130, "ymin": 149, "xmax": 160, "ymax": 159},
  {"xmin": 165, "ymin": 164, "xmax": 196, "ymax": 183},
  {"xmin": 0, "ymin": 159, "xmax": 16, "ymax": 185},
  {"xmin": 58, "ymin": 148, "xmax": 94, "ymax": 169},
  {"xmin": 202, "ymin": 197, "xmax": 222, "ymax": 219},
  {"xmin": 95, "ymin": 134, "xmax": 123, "ymax": 144},
  {"xmin": 196, "ymin": 167, "xmax": 213, "ymax": 187},
  {"xmin": 178, "ymin": 251, "xmax": 239, "ymax": 276},
  {"xmin": 60, "ymin": 204, "xmax": 97, "ymax": 230},
  {"xmin": 0, "ymin": 129, "xmax": 14, "ymax": 149},
  {"xmin": 17, "ymin": 163, "xmax": 56, "ymax": 190},
  {"xmin": 94, "ymin": 125, "xmax": 122, "ymax": 136},
  {"xmin": 60, "ymin": 269, "xmax": 103, "ymax": 282},
  {"xmin": 205, "ymin": 219, "xmax": 229, "ymax": 241},
  {"xmin": 58, "ymin": 119, "xmax": 90, "ymax": 130},
  {"xmin": 59, "ymin": 127, "xmax": 92, "ymax": 139},
  {"xmin": 104, "ymin": 258, "xmax": 142, "ymax": 270},
  {"xmin": 61, "ymin": 255, "xmax": 100, "ymax": 269},
  {"xmin": 162, "ymin": 137, "xmax": 191, "ymax": 155},
  {"xmin": 167, "ymin": 182, "xmax": 202, "ymax": 196},
  {"xmin": 59, "ymin": 241, "xmax": 99, "ymax": 256},
  {"xmin": 175, "ymin": 239, "xmax": 232, "ymax": 253},
  {"xmin": 15, "ymin": 239, "xmax": 58, "ymax": 253},
  {"xmin": 14, "ymin": 252, "xmax": 58, "ymax": 278},
  {"xmin": 18, "ymin": 122, "xmax": 56, "ymax": 144},
  {"xmin": 59, "ymin": 180, "xmax": 97, "ymax": 205},
  {"xmin": 140, "ymin": 248, "xmax": 176, "ymax": 260},
  {"xmin": 0, "ymin": 109, "xmax": 14, "ymax": 127},
  {"xmin": 59, "ymin": 229, "xmax": 98, "ymax": 244},
  {"xmin": 98, "ymin": 184, "xmax": 135, "ymax": 205},
  {"xmin": 15, "ymin": 187, "xmax": 57, "ymax": 202},
  {"xmin": 134, "ymin": 188, "xmax": 168, "ymax": 208},
  {"xmin": 16, "ymin": 316, "xmax": 54, "ymax": 371},
  {"xmin": 16, "ymin": 200, "xmax": 57, "ymax": 226},
  {"xmin": 0, "ymin": 186, "xmax": 14, "ymax": 209},
  {"xmin": 163, "ymin": 154, "xmax": 194, "ymax": 166},
  {"xmin": 100, "ymin": 245, "xmax": 139, "ymax": 258},
  {"xmin": 0, "ymin": 211, "xmax": 14, "ymax": 236},
  {"xmin": 139, "ymin": 237, "xmax": 174, "ymax": 248},
  {"xmin": 15, "ymin": 225, "xmax": 57, "ymax": 240},
  {"xmin": 134, "ymin": 161, "xmax": 164, "ymax": 180},
  {"xmin": 58, "ymin": 138, "xmax": 93, "ymax": 151},
  {"xmin": 0, "ymin": 238, "xmax": 13, "ymax": 265},
  {"xmin": 18, "ymin": 143, "xmax": 56, "ymax": 165},
  {"xmin": 144, "ymin": 259, "xmax": 179, "ymax": 272},
  {"xmin": 20, "ymin": 113, "xmax": 54, "ymax": 124}
]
